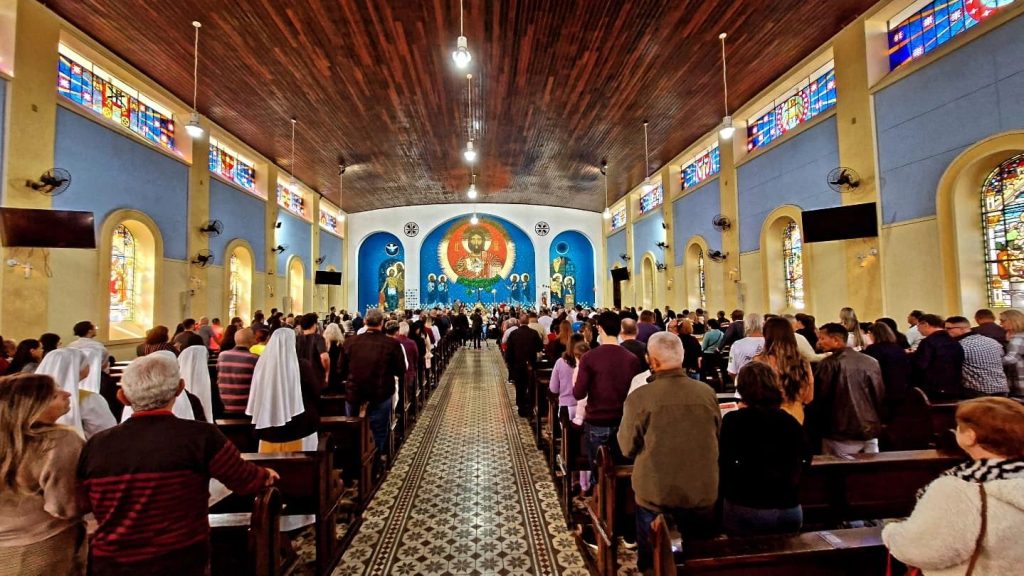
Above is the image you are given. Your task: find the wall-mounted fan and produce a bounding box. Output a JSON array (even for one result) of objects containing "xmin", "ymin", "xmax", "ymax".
[
  {"xmin": 26, "ymin": 168, "xmax": 71, "ymax": 196},
  {"xmin": 708, "ymin": 250, "xmax": 728, "ymax": 263},
  {"xmin": 192, "ymin": 249, "xmax": 215, "ymax": 268},
  {"xmin": 199, "ymin": 219, "xmax": 223, "ymax": 236},
  {"xmin": 272, "ymin": 245, "xmax": 288, "ymax": 255},
  {"xmin": 712, "ymin": 214, "xmax": 732, "ymax": 232},
  {"xmin": 655, "ymin": 262, "xmax": 668, "ymax": 271},
  {"xmin": 827, "ymin": 167, "xmax": 861, "ymax": 193}
]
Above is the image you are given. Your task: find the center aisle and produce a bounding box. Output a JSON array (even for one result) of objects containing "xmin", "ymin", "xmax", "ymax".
[{"xmin": 332, "ymin": 347, "xmax": 589, "ymax": 576}]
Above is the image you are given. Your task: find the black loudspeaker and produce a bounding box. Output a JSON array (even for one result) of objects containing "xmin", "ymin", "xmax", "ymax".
[{"xmin": 610, "ymin": 267, "xmax": 630, "ymax": 282}]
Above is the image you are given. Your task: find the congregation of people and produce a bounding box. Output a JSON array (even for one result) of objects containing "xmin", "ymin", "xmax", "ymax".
[{"xmin": 1, "ymin": 298, "xmax": 1023, "ymax": 575}]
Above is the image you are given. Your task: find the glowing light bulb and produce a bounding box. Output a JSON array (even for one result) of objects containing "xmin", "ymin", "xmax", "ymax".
[
  {"xmin": 603, "ymin": 207, "xmax": 612, "ymax": 220},
  {"xmin": 470, "ymin": 213, "xmax": 479, "ymax": 225},
  {"xmin": 185, "ymin": 111, "xmax": 204, "ymax": 138},
  {"xmin": 452, "ymin": 36, "xmax": 472, "ymax": 68},
  {"xmin": 464, "ymin": 140, "xmax": 477, "ymax": 163},
  {"xmin": 467, "ymin": 184, "xmax": 478, "ymax": 200},
  {"xmin": 719, "ymin": 115, "xmax": 735, "ymax": 140}
]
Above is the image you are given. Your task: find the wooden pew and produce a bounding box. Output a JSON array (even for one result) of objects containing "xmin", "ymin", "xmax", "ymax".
[
  {"xmin": 556, "ymin": 409, "xmax": 589, "ymax": 526},
  {"xmin": 533, "ymin": 366, "xmax": 553, "ymax": 449},
  {"xmin": 651, "ymin": 514, "xmax": 886, "ymax": 576},
  {"xmin": 210, "ymin": 487, "xmax": 284, "ymax": 576},
  {"xmin": 546, "ymin": 391, "xmax": 560, "ymax": 472},
  {"xmin": 585, "ymin": 446, "xmax": 634, "ymax": 576}
]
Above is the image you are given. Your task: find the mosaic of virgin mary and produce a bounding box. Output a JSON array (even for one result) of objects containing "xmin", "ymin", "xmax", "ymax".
[{"xmin": 439, "ymin": 217, "xmax": 515, "ymax": 290}]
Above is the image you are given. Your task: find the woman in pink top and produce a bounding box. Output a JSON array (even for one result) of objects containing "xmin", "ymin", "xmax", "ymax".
[{"xmin": 549, "ymin": 334, "xmax": 585, "ymax": 419}]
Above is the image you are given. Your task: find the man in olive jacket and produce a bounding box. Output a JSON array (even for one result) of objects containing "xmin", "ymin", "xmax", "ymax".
[{"xmin": 618, "ymin": 332, "xmax": 721, "ymax": 573}]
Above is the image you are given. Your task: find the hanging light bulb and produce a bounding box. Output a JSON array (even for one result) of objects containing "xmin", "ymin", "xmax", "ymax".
[
  {"xmin": 464, "ymin": 140, "xmax": 477, "ymax": 162},
  {"xmin": 602, "ymin": 159, "xmax": 612, "ymax": 219},
  {"xmin": 641, "ymin": 121, "xmax": 655, "ymax": 193},
  {"xmin": 452, "ymin": 0, "xmax": 472, "ymax": 68},
  {"xmin": 603, "ymin": 207, "xmax": 612, "ymax": 220},
  {"xmin": 467, "ymin": 173, "xmax": 478, "ymax": 199},
  {"xmin": 470, "ymin": 212, "xmax": 479, "ymax": 225},
  {"xmin": 463, "ymin": 74, "xmax": 477, "ymax": 163},
  {"xmin": 338, "ymin": 163, "xmax": 346, "ymax": 222},
  {"xmin": 718, "ymin": 33, "xmax": 735, "ymax": 140},
  {"xmin": 186, "ymin": 21, "xmax": 204, "ymax": 138},
  {"xmin": 289, "ymin": 118, "xmax": 297, "ymax": 187}
]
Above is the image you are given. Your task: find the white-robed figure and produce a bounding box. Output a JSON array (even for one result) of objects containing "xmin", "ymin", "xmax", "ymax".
[
  {"xmin": 246, "ymin": 329, "xmax": 318, "ymax": 452},
  {"xmin": 78, "ymin": 345, "xmax": 106, "ymax": 394},
  {"xmin": 121, "ymin": 351, "xmax": 197, "ymax": 421},
  {"xmin": 36, "ymin": 348, "xmax": 117, "ymax": 439},
  {"xmin": 178, "ymin": 345, "xmax": 213, "ymax": 422}
]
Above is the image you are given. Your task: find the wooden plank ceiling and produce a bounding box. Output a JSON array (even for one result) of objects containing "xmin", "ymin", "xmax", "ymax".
[{"xmin": 46, "ymin": 0, "xmax": 878, "ymax": 213}]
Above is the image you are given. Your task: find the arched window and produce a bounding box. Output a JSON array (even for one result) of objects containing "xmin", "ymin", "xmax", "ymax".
[
  {"xmin": 783, "ymin": 221, "xmax": 805, "ymax": 309},
  {"xmin": 288, "ymin": 257, "xmax": 304, "ymax": 314},
  {"xmin": 982, "ymin": 152, "xmax": 1024, "ymax": 307},
  {"xmin": 110, "ymin": 224, "xmax": 137, "ymax": 324},
  {"xmin": 228, "ymin": 253, "xmax": 240, "ymax": 319},
  {"xmin": 696, "ymin": 247, "xmax": 707, "ymax": 310}
]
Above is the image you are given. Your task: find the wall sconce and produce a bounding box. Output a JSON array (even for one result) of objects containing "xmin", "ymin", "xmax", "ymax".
[
  {"xmin": 619, "ymin": 253, "xmax": 631, "ymax": 261},
  {"xmin": 5, "ymin": 258, "xmax": 33, "ymax": 279},
  {"xmin": 857, "ymin": 247, "xmax": 879, "ymax": 267},
  {"xmin": 656, "ymin": 241, "xmax": 669, "ymax": 249},
  {"xmin": 728, "ymin": 267, "xmax": 741, "ymax": 283},
  {"xmin": 661, "ymin": 222, "xmax": 668, "ymax": 230},
  {"xmin": 656, "ymin": 262, "xmax": 668, "ymax": 271}
]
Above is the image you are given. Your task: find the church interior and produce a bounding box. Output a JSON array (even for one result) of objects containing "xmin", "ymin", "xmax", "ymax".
[{"xmin": 1, "ymin": 0, "xmax": 1023, "ymax": 575}]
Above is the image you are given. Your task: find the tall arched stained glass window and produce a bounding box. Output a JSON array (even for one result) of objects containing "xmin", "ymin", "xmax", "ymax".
[
  {"xmin": 783, "ymin": 221, "xmax": 805, "ymax": 309},
  {"xmin": 697, "ymin": 248, "xmax": 707, "ymax": 310},
  {"xmin": 109, "ymin": 224, "xmax": 137, "ymax": 323},
  {"xmin": 982, "ymin": 153, "xmax": 1024, "ymax": 307},
  {"xmin": 228, "ymin": 253, "xmax": 241, "ymax": 319}
]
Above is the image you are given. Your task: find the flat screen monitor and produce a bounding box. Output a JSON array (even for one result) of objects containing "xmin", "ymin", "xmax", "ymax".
[
  {"xmin": 0, "ymin": 208, "xmax": 96, "ymax": 248},
  {"xmin": 801, "ymin": 203, "xmax": 878, "ymax": 243},
  {"xmin": 315, "ymin": 270, "xmax": 342, "ymax": 285},
  {"xmin": 610, "ymin": 266, "xmax": 630, "ymax": 282}
]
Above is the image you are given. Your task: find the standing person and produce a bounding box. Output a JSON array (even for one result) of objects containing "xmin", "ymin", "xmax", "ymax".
[
  {"xmin": 905, "ymin": 310, "xmax": 925, "ymax": 351},
  {"xmin": 395, "ymin": 322, "xmax": 419, "ymax": 400},
  {"xmin": 912, "ymin": 314, "xmax": 964, "ymax": 401},
  {"xmin": 5, "ymin": 339, "xmax": 43, "ymax": 374},
  {"xmin": 208, "ymin": 318, "xmax": 225, "ymax": 353},
  {"xmin": 863, "ymin": 322, "xmax": 912, "ymax": 416},
  {"xmin": 250, "ymin": 311, "xmax": 267, "ymax": 333},
  {"xmin": 505, "ymin": 314, "xmax": 545, "ymax": 417},
  {"xmin": 79, "ymin": 354, "xmax": 276, "ymax": 576},
  {"xmin": 635, "ymin": 310, "xmax": 660, "ymax": 344},
  {"xmin": 247, "ymin": 330, "xmax": 321, "ymax": 452},
  {"xmin": 876, "ymin": 317, "xmax": 911, "ymax": 350},
  {"xmin": 753, "ymin": 317, "xmax": 813, "ymax": 425},
  {"xmin": 619, "ymin": 319, "xmax": 649, "ymax": 372},
  {"xmin": 0, "ymin": 374, "xmax": 85, "ymax": 576},
  {"xmin": 172, "ymin": 319, "xmax": 204, "ymax": 351},
  {"xmin": 676, "ymin": 319, "xmax": 703, "ymax": 380},
  {"xmin": 618, "ymin": 333, "xmax": 720, "ymax": 572},
  {"xmin": 720, "ymin": 362, "xmax": 811, "ymax": 536},
  {"xmin": 296, "ymin": 313, "xmax": 329, "ymax": 385},
  {"xmin": 574, "ymin": 311, "xmax": 643, "ymax": 487},
  {"xmin": 67, "ymin": 320, "xmax": 109, "ymax": 363},
  {"xmin": 945, "ymin": 316, "xmax": 1010, "ymax": 398},
  {"xmin": 36, "ymin": 348, "xmax": 116, "ymax": 439},
  {"xmin": 973, "ymin": 308, "xmax": 1007, "ymax": 346},
  {"xmin": 341, "ymin": 309, "xmax": 406, "ymax": 466},
  {"xmin": 549, "ymin": 334, "xmax": 586, "ymax": 420},
  {"xmin": 323, "ymin": 323, "xmax": 346, "ymax": 392},
  {"xmin": 727, "ymin": 313, "xmax": 765, "ymax": 377},
  {"xmin": 721, "ymin": 309, "xmax": 746, "ymax": 349},
  {"xmin": 39, "ymin": 333, "xmax": 61, "ymax": 358},
  {"xmin": 546, "ymin": 320, "xmax": 573, "ymax": 363},
  {"xmin": 137, "ymin": 326, "xmax": 178, "ymax": 357},
  {"xmin": 178, "ymin": 346, "xmax": 214, "ymax": 422},
  {"xmin": 794, "ymin": 314, "xmax": 818, "ymax": 350},
  {"xmin": 840, "ymin": 307, "xmax": 866, "ymax": 350},
  {"xmin": 216, "ymin": 328, "xmax": 259, "ymax": 415},
  {"xmin": 812, "ymin": 323, "xmax": 885, "ymax": 456},
  {"xmin": 470, "ymin": 309, "xmax": 484, "ymax": 349},
  {"xmin": 196, "ymin": 317, "xmax": 213, "ymax": 349},
  {"xmin": 219, "ymin": 323, "xmax": 239, "ymax": 353},
  {"xmin": 999, "ymin": 309, "xmax": 1024, "ymax": 399},
  {"xmin": 883, "ymin": 398, "xmax": 1024, "ymax": 574}
]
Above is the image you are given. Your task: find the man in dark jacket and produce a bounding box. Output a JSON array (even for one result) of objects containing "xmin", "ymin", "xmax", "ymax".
[
  {"xmin": 505, "ymin": 314, "xmax": 544, "ymax": 417},
  {"xmin": 720, "ymin": 309, "xmax": 746, "ymax": 349},
  {"xmin": 453, "ymin": 309, "xmax": 470, "ymax": 347},
  {"xmin": 812, "ymin": 323, "xmax": 885, "ymax": 456},
  {"xmin": 342, "ymin": 309, "xmax": 405, "ymax": 462},
  {"xmin": 913, "ymin": 314, "xmax": 964, "ymax": 400}
]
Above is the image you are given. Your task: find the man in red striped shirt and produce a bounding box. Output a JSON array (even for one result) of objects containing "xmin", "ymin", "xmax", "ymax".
[
  {"xmin": 216, "ymin": 327, "xmax": 259, "ymax": 413},
  {"xmin": 78, "ymin": 353, "xmax": 277, "ymax": 576}
]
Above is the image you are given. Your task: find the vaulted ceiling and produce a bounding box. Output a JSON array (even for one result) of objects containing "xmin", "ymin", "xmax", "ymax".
[{"xmin": 46, "ymin": 0, "xmax": 879, "ymax": 213}]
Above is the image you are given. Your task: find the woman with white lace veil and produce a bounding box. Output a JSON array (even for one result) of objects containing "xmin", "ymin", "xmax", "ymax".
[
  {"xmin": 36, "ymin": 348, "xmax": 116, "ymax": 439},
  {"xmin": 247, "ymin": 328, "xmax": 320, "ymax": 452},
  {"xmin": 178, "ymin": 345, "xmax": 213, "ymax": 422}
]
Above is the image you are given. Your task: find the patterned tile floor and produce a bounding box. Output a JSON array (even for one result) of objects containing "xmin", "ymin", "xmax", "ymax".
[{"xmin": 329, "ymin": 347, "xmax": 590, "ymax": 576}]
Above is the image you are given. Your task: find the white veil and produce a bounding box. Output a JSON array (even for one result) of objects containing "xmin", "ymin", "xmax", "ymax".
[
  {"xmin": 178, "ymin": 345, "xmax": 213, "ymax": 422},
  {"xmin": 246, "ymin": 328, "xmax": 305, "ymax": 429}
]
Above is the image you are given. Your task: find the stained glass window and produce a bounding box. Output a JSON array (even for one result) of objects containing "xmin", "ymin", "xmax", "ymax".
[
  {"xmin": 747, "ymin": 64, "xmax": 837, "ymax": 152},
  {"xmin": 982, "ymin": 153, "xmax": 1024, "ymax": 307},
  {"xmin": 681, "ymin": 146, "xmax": 721, "ymax": 190},
  {"xmin": 57, "ymin": 46, "xmax": 175, "ymax": 151},
  {"xmin": 228, "ymin": 253, "xmax": 240, "ymax": 319},
  {"xmin": 639, "ymin": 183, "xmax": 664, "ymax": 215},
  {"xmin": 276, "ymin": 182, "xmax": 306, "ymax": 218},
  {"xmin": 320, "ymin": 204, "xmax": 341, "ymax": 235},
  {"xmin": 110, "ymin": 224, "xmax": 137, "ymax": 323},
  {"xmin": 209, "ymin": 139, "xmax": 256, "ymax": 191},
  {"xmin": 783, "ymin": 221, "xmax": 805, "ymax": 309},
  {"xmin": 697, "ymin": 248, "xmax": 707, "ymax": 310},
  {"xmin": 888, "ymin": 0, "xmax": 1016, "ymax": 71},
  {"xmin": 611, "ymin": 207, "xmax": 627, "ymax": 231}
]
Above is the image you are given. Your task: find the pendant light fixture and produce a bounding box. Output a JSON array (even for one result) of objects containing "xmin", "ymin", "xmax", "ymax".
[
  {"xmin": 185, "ymin": 21, "xmax": 204, "ymax": 138},
  {"xmin": 289, "ymin": 118, "xmax": 297, "ymax": 187},
  {"xmin": 601, "ymin": 160, "xmax": 612, "ymax": 220},
  {"xmin": 464, "ymin": 73, "xmax": 477, "ymax": 163},
  {"xmin": 470, "ymin": 209, "xmax": 479, "ymax": 225},
  {"xmin": 338, "ymin": 163, "xmax": 346, "ymax": 222},
  {"xmin": 718, "ymin": 32, "xmax": 735, "ymax": 140},
  {"xmin": 452, "ymin": 0, "xmax": 472, "ymax": 69},
  {"xmin": 642, "ymin": 121, "xmax": 655, "ymax": 193},
  {"xmin": 467, "ymin": 173, "xmax": 478, "ymax": 200}
]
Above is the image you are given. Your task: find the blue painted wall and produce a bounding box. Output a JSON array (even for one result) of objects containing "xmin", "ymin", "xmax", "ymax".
[
  {"xmin": 419, "ymin": 213, "xmax": 536, "ymax": 307},
  {"xmin": 209, "ymin": 179, "xmax": 266, "ymax": 271},
  {"xmin": 632, "ymin": 211, "xmax": 667, "ymax": 268},
  {"xmin": 549, "ymin": 231, "xmax": 596, "ymax": 308},
  {"xmin": 358, "ymin": 232, "xmax": 404, "ymax": 312},
  {"xmin": 274, "ymin": 210, "xmax": 311, "ymax": 274},
  {"xmin": 673, "ymin": 179, "xmax": 722, "ymax": 265},
  {"xmin": 736, "ymin": 116, "xmax": 841, "ymax": 252},
  {"xmin": 607, "ymin": 230, "xmax": 627, "ymax": 269},
  {"xmin": 876, "ymin": 15, "xmax": 1024, "ymax": 224},
  {"xmin": 0, "ymin": 79, "xmax": 6, "ymax": 190},
  {"xmin": 320, "ymin": 231, "xmax": 343, "ymax": 271},
  {"xmin": 53, "ymin": 108, "xmax": 189, "ymax": 259}
]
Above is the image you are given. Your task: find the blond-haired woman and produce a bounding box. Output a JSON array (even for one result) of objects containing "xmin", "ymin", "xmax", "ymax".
[
  {"xmin": 840, "ymin": 307, "xmax": 866, "ymax": 350},
  {"xmin": 0, "ymin": 374, "xmax": 85, "ymax": 575},
  {"xmin": 999, "ymin": 309, "xmax": 1024, "ymax": 399}
]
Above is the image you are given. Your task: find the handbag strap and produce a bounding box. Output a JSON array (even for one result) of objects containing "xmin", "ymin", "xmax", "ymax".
[{"xmin": 965, "ymin": 483, "xmax": 988, "ymax": 576}]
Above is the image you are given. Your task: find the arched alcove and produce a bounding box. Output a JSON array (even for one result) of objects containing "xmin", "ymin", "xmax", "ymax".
[
  {"xmin": 640, "ymin": 252, "xmax": 656, "ymax": 310},
  {"xmin": 98, "ymin": 210, "xmax": 164, "ymax": 342},
  {"xmin": 684, "ymin": 236, "xmax": 709, "ymax": 311},
  {"xmin": 549, "ymin": 230, "xmax": 595, "ymax": 309},
  {"xmin": 938, "ymin": 131, "xmax": 1024, "ymax": 314},
  {"xmin": 224, "ymin": 240, "xmax": 254, "ymax": 322},
  {"xmin": 761, "ymin": 205, "xmax": 808, "ymax": 314},
  {"xmin": 287, "ymin": 256, "xmax": 304, "ymax": 314},
  {"xmin": 358, "ymin": 232, "xmax": 405, "ymax": 313}
]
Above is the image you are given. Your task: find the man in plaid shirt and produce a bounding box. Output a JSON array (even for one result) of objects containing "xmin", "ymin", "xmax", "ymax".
[{"xmin": 945, "ymin": 316, "xmax": 1010, "ymax": 398}]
